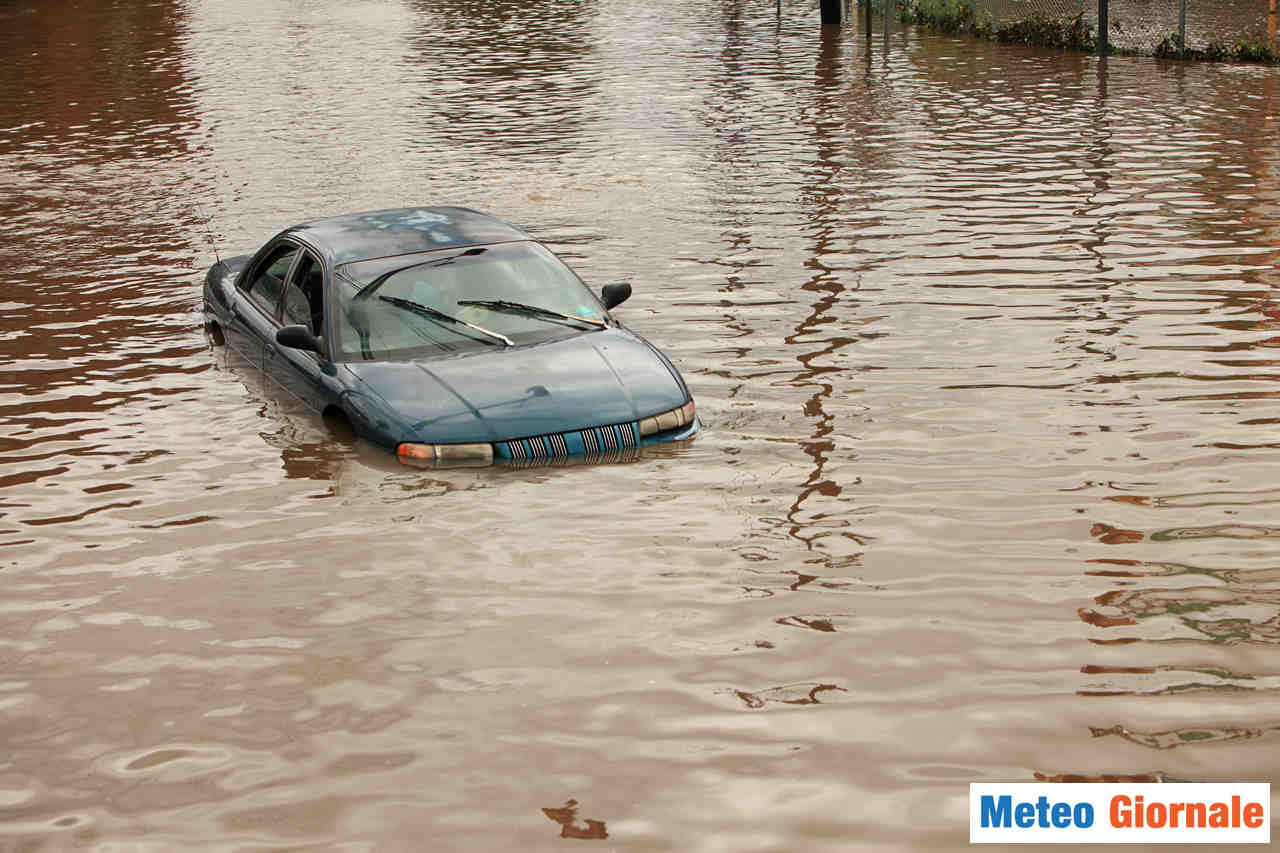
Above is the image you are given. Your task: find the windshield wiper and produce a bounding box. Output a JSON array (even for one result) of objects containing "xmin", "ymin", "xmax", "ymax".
[
  {"xmin": 457, "ymin": 299, "xmax": 606, "ymax": 329},
  {"xmin": 378, "ymin": 295, "xmax": 514, "ymax": 346},
  {"xmin": 352, "ymin": 247, "xmax": 487, "ymax": 301}
]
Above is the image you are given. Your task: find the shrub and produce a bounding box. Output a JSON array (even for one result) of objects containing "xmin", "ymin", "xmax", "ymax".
[{"xmin": 993, "ymin": 13, "xmax": 1095, "ymax": 51}]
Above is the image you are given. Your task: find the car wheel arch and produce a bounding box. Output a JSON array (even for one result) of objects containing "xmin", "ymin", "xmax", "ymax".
[
  {"xmin": 204, "ymin": 319, "xmax": 226, "ymax": 347},
  {"xmin": 321, "ymin": 405, "xmax": 357, "ymax": 442}
]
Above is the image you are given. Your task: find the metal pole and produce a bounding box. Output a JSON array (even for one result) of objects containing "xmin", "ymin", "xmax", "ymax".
[
  {"xmin": 1097, "ymin": 0, "xmax": 1108, "ymax": 56},
  {"xmin": 1178, "ymin": 0, "xmax": 1187, "ymax": 56}
]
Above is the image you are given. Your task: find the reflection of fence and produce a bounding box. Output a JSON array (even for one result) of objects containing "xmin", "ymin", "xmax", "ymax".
[{"xmin": 888, "ymin": 0, "xmax": 1279, "ymax": 59}]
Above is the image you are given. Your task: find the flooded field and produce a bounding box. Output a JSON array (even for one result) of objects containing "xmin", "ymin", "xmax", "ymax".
[{"xmin": 1, "ymin": 0, "xmax": 1278, "ymax": 849}]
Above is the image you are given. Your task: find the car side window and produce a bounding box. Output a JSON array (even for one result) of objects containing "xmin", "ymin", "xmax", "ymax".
[
  {"xmin": 244, "ymin": 245, "xmax": 298, "ymax": 318},
  {"xmin": 282, "ymin": 253, "xmax": 324, "ymax": 337}
]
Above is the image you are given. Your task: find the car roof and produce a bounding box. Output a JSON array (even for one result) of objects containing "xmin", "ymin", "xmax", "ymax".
[{"xmin": 283, "ymin": 206, "xmax": 534, "ymax": 264}]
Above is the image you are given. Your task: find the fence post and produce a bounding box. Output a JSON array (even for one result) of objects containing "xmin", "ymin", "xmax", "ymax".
[
  {"xmin": 866, "ymin": 0, "xmax": 872, "ymax": 36},
  {"xmin": 1097, "ymin": 0, "xmax": 1108, "ymax": 55},
  {"xmin": 1178, "ymin": 0, "xmax": 1187, "ymax": 56},
  {"xmin": 884, "ymin": 0, "xmax": 890, "ymax": 37},
  {"xmin": 821, "ymin": 0, "xmax": 842, "ymax": 24},
  {"xmin": 1270, "ymin": 0, "xmax": 1277, "ymax": 49}
]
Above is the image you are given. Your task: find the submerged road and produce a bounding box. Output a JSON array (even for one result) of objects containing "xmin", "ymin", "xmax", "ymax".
[{"xmin": 1, "ymin": 0, "xmax": 1278, "ymax": 848}]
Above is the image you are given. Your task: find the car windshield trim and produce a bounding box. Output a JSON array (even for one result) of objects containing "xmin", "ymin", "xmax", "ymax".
[
  {"xmin": 378, "ymin": 295, "xmax": 513, "ymax": 347},
  {"xmin": 456, "ymin": 299, "xmax": 606, "ymax": 329}
]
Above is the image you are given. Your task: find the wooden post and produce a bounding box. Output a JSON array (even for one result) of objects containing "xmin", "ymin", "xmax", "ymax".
[
  {"xmin": 1178, "ymin": 0, "xmax": 1187, "ymax": 56},
  {"xmin": 821, "ymin": 0, "xmax": 843, "ymax": 24},
  {"xmin": 1270, "ymin": 0, "xmax": 1277, "ymax": 48},
  {"xmin": 1098, "ymin": 0, "xmax": 1108, "ymax": 56},
  {"xmin": 865, "ymin": 0, "xmax": 872, "ymax": 37}
]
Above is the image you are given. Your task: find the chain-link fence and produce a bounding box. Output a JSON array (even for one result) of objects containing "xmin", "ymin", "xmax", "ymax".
[
  {"xmin": 976, "ymin": 0, "xmax": 1275, "ymax": 54},
  {"xmin": 894, "ymin": 0, "xmax": 1279, "ymax": 58}
]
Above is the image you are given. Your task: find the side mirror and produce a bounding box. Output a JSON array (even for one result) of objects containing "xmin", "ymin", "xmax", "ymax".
[
  {"xmin": 601, "ymin": 281, "xmax": 631, "ymax": 310},
  {"xmin": 276, "ymin": 324, "xmax": 321, "ymax": 353}
]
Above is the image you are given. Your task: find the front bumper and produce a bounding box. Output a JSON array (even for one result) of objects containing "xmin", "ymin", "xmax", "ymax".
[{"xmin": 397, "ymin": 416, "xmax": 699, "ymax": 469}]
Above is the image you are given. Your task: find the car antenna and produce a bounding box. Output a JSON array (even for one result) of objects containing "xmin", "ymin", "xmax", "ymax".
[{"xmin": 192, "ymin": 198, "xmax": 222, "ymax": 264}]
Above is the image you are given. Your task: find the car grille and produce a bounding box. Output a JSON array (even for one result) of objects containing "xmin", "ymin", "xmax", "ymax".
[
  {"xmin": 494, "ymin": 421, "xmax": 639, "ymax": 461},
  {"xmin": 501, "ymin": 448, "xmax": 642, "ymax": 469}
]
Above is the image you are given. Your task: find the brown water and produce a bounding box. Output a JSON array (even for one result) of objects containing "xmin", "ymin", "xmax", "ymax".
[{"xmin": 2, "ymin": 0, "xmax": 1279, "ymax": 849}]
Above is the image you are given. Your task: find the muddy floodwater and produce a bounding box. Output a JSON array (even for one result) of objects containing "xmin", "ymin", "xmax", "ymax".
[{"xmin": 2, "ymin": 0, "xmax": 1279, "ymax": 849}]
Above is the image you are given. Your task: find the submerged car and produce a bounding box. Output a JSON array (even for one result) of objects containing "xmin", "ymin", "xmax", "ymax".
[{"xmin": 202, "ymin": 207, "xmax": 698, "ymax": 466}]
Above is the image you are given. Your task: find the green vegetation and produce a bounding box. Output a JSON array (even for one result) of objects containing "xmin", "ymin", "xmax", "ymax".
[
  {"xmin": 899, "ymin": 0, "xmax": 1095, "ymax": 51},
  {"xmin": 1153, "ymin": 32, "xmax": 1279, "ymax": 62},
  {"xmin": 905, "ymin": 0, "xmax": 972, "ymax": 33},
  {"xmin": 897, "ymin": 0, "xmax": 1277, "ymax": 63},
  {"xmin": 988, "ymin": 13, "xmax": 1095, "ymax": 51}
]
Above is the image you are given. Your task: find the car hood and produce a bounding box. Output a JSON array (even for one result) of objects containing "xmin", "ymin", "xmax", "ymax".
[{"xmin": 341, "ymin": 328, "xmax": 688, "ymax": 445}]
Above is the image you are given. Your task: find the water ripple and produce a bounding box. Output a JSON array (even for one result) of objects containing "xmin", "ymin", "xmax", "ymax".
[{"xmin": 3, "ymin": 0, "xmax": 1280, "ymax": 848}]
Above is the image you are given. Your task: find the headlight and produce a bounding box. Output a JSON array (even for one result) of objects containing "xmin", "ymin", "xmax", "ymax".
[
  {"xmin": 396, "ymin": 442, "xmax": 494, "ymax": 467},
  {"xmin": 638, "ymin": 399, "xmax": 696, "ymax": 436}
]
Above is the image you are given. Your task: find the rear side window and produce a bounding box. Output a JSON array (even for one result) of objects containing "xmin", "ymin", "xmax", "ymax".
[{"xmin": 244, "ymin": 245, "xmax": 298, "ymax": 317}]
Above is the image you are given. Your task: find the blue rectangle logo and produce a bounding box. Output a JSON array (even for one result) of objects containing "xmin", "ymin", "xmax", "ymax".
[{"xmin": 970, "ymin": 783, "xmax": 1270, "ymax": 844}]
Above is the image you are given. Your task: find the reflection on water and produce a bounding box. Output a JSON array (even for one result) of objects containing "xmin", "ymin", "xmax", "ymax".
[
  {"xmin": 3, "ymin": 0, "xmax": 1280, "ymax": 848},
  {"xmin": 1090, "ymin": 723, "xmax": 1275, "ymax": 750},
  {"xmin": 1035, "ymin": 771, "xmax": 1166, "ymax": 782},
  {"xmin": 731, "ymin": 681, "xmax": 848, "ymax": 708},
  {"xmin": 404, "ymin": 0, "xmax": 601, "ymax": 158},
  {"xmin": 1082, "ymin": 583, "xmax": 1280, "ymax": 645},
  {"xmin": 541, "ymin": 798, "xmax": 609, "ymax": 840}
]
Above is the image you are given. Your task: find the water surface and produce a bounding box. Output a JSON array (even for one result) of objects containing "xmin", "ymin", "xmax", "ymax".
[{"xmin": 1, "ymin": 0, "xmax": 1279, "ymax": 849}]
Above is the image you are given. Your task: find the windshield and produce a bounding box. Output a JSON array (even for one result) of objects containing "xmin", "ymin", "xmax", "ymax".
[{"xmin": 332, "ymin": 240, "xmax": 607, "ymax": 361}]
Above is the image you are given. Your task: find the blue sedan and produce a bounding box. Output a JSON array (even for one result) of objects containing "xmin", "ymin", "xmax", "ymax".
[{"xmin": 202, "ymin": 207, "xmax": 698, "ymax": 466}]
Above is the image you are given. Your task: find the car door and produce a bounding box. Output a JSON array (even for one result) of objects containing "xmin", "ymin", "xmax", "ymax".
[
  {"xmin": 225, "ymin": 242, "xmax": 299, "ymax": 370},
  {"xmin": 263, "ymin": 248, "xmax": 330, "ymax": 411}
]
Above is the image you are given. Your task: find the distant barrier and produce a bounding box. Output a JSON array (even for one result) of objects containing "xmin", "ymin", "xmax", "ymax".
[{"xmin": 865, "ymin": 0, "xmax": 1279, "ymax": 61}]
